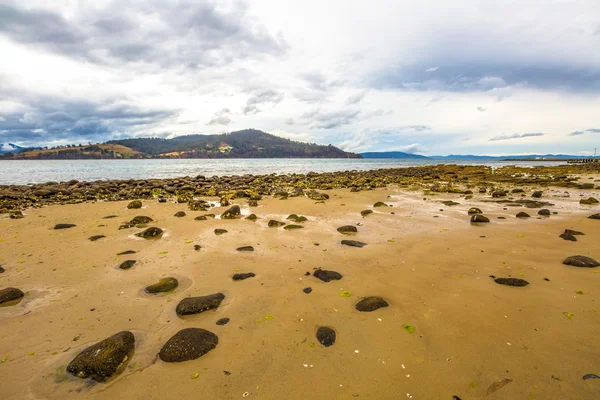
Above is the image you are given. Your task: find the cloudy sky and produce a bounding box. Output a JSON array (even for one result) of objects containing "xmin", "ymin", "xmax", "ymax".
[{"xmin": 1, "ymin": 0, "xmax": 599, "ymax": 155}]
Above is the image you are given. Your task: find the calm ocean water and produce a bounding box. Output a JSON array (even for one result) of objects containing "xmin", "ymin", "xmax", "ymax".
[{"xmin": 0, "ymin": 159, "xmax": 566, "ymax": 185}]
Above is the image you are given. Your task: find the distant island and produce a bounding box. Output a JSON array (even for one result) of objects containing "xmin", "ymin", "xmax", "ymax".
[
  {"xmin": 0, "ymin": 129, "xmax": 361, "ymax": 160},
  {"xmin": 360, "ymin": 151, "xmax": 427, "ymax": 159}
]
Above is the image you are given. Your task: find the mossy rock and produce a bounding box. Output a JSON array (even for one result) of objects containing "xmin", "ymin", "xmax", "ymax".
[
  {"xmin": 188, "ymin": 200, "xmax": 208, "ymax": 211},
  {"xmin": 54, "ymin": 223, "xmax": 76, "ymax": 230},
  {"xmin": 66, "ymin": 331, "xmax": 135, "ymax": 382},
  {"xmin": 284, "ymin": 224, "xmax": 304, "ymax": 230},
  {"xmin": 248, "ymin": 200, "xmax": 258, "ymax": 207},
  {"xmin": 127, "ymin": 200, "xmax": 142, "ymax": 209},
  {"xmin": 130, "ymin": 216, "xmax": 153, "ymax": 224},
  {"xmin": 9, "ymin": 211, "xmax": 24, "ymax": 219},
  {"xmin": 214, "ymin": 229, "xmax": 228, "ymax": 235},
  {"xmin": 145, "ymin": 277, "xmax": 178, "ymax": 294},
  {"xmin": 176, "ymin": 293, "xmax": 225, "ymax": 315},
  {"xmin": 287, "ymin": 214, "xmax": 299, "ymax": 221},
  {"xmin": 268, "ymin": 220, "xmax": 286, "ymax": 228},
  {"xmin": 468, "ymin": 207, "xmax": 482, "ymax": 215},
  {"xmin": 159, "ymin": 328, "xmax": 218, "ymax": 363},
  {"xmin": 221, "ymin": 205, "xmax": 241, "ymax": 219},
  {"xmin": 316, "ymin": 327, "xmax": 336, "ymax": 347},
  {"xmin": 245, "ymin": 214, "xmax": 257, "ymax": 221},
  {"xmin": 580, "ymin": 197, "xmax": 599, "ymax": 205},
  {"xmin": 360, "ymin": 210, "xmax": 373, "ymax": 216},
  {"xmin": 373, "ymin": 202, "xmax": 388, "ymax": 207},
  {"xmin": 337, "ymin": 225, "xmax": 358, "ymax": 234},
  {"xmin": 88, "ymin": 235, "xmax": 106, "ymax": 242},
  {"xmin": 295, "ymin": 216, "xmax": 308, "ymax": 223},
  {"xmin": 0, "ymin": 287, "xmax": 24, "ymax": 305},
  {"xmin": 355, "ymin": 296, "xmax": 389, "ymax": 312},
  {"xmin": 135, "ymin": 227, "xmax": 163, "ymax": 239}
]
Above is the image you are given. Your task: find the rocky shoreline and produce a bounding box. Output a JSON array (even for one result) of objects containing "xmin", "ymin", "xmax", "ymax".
[{"xmin": 1, "ymin": 163, "xmax": 599, "ymax": 213}]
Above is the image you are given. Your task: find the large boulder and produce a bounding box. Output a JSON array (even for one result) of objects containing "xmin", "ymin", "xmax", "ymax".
[
  {"xmin": 66, "ymin": 331, "xmax": 135, "ymax": 382},
  {"xmin": 159, "ymin": 328, "xmax": 218, "ymax": 363},
  {"xmin": 176, "ymin": 293, "xmax": 225, "ymax": 315}
]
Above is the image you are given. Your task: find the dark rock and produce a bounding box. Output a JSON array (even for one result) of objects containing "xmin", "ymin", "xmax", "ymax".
[
  {"xmin": 130, "ymin": 216, "xmax": 153, "ymax": 224},
  {"xmin": 532, "ymin": 191, "xmax": 543, "ymax": 198},
  {"xmin": 245, "ymin": 214, "xmax": 257, "ymax": 221},
  {"xmin": 127, "ymin": 200, "xmax": 142, "ymax": 209},
  {"xmin": 295, "ymin": 216, "xmax": 308, "ymax": 223},
  {"xmin": 355, "ymin": 296, "xmax": 389, "ymax": 312},
  {"xmin": 341, "ymin": 240, "xmax": 367, "ymax": 248},
  {"xmin": 564, "ymin": 229, "xmax": 584, "ymax": 235},
  {"xmin": 0, "ymin": 287, "xmax": 24, "ymax": 305},
  {"xmin": 221, "ymin": 205, "xmax": 241, "ymax": 219},
  {"xmin": 145, "ymin": 277, "xmax": 178, "ymax": 294},
  {"xmin": 103, "ymin": 215, "xmax": 118, "ymax": 219},
  {"xmin": 537, "ymin": 209, "xmax": 551, "ymax": 216},
  {"xmin": 516, "ymin": 212, "xmax": 530, "ymax": 218},
  {"xmin": 588, "ymin": 213, "xmax": 600, "ymax": 220},
  {"xmin": 158, "ymin": 328, "xmax": 218, "ymax": 363},
  {"xmin": 54, "ymin": 223, "xmax": 76, "ymax": 229},
  {"xmin": 287, "ymin": 214, "xmax": 299, "ymax": 221},
  {"xmin": 468, "ymin": 207, "xmax": 483, "ymax": 215},
  {"xmin": 580, "ymin": 197, "xmax": 599, "ymax": 205},
  {"xmin": 494, "ymin": 278, "xmax": 530, "ymax": 287},
  {"xmin": 188, "ymin": 200, "xmax": 208, "ymax": 211},
  {"xmin": 559, "ymin": 233, "xmax": 577, "ymax": 241},
  {"xmin": 268, "ymin": 220, "xmax": 286, "ymax": 228},
  {"xmin": 118, "ymin": 260, "xmax": 136, "ymax": 270},
  {"xmin": 563, "ymin": 256, "xmax": 600, "ymax": 268},
  {"xmin": 583, "ymin": 374, "xmax": 600, "ymax": 380},
  {"xmin": 214, "ymin": 229, "xmax": 228, "ymax": 235},
  {"xmin": 236, "ymin": 246, "xmax": 254, "ymax": 252},
  {"xmin": 232, "ymin": 272, "xmax": 255, "ymax": 281},
  {"xmin": 360, "ymin": 210, "xmax": 373, "ymax": 216},
  {"xmin": 511, "ymin": 188, "xmax": 525, "ymax": 193},
  {"xmin": 176, "ymin": 293, "xmax": 225, "ymax": 316},
  {"xmin": 117, "ymin": 250, "xmax": 136, "ymax": 255},
  {"xmin": 492, "ymin": 191, "xmax": 507, "ymax": 198},
  {"xmin": 9, "ymin": 211, "xmax": 24, "ymax": 219},
  {"xmin": 66, "ymin": 331, "xmax": 135, "ymax": 382},
  {"xmin": 194, "ymin": 244, "xmax": 202, "ymax": 251},
  {"xmin": 135, "ymin": 227, "xmax": 163, "ymax": 239},
  {"xmin": 216, "ymin": 318, "xmax": 230, "ymax": 326},
  {"xmin": 303, "ymin": 287, "xmax": 312, "ymax": 294},
  {"xmin": 0, "ymin": 266, "xmax": 4, "ymax": 273},
  {"xmin": 88, "ymin": 235, "xmax": 105, "ymax": 242},
  {"xmin": 174, "ymin": 211, "xmax": 186, "ymax": 217},
  {"xmin": 283, "ymin": 224, "xmax": 304, "ymax": 230},
  {"xmin": 313, "ymin": 269, "xmax": 343, "ymax": 282},
  {"xmin": 316, "ymin": 327, "xmax": 336, "ymax": 347},
  {"xmin": 497, "ymin": 216, "xmax": 506, "ymax": 219},
  {"xmin": 337, "ymin": 225, "xmax": 358, "ymax": 234},
  {"xmin": 373, "ymin": 202, "xmax": 388, "ymax": 207},
  {"xmin": 471, "ymin": 215, "xmax": 490, "ymax": 223},
  {"xmin": 442, "ymin": 200, "xmax": 460, "ymax": 206}
]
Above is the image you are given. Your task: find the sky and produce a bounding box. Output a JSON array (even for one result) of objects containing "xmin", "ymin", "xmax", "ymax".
[{"xmin": 0, "ymin": 0, "xmax": 599, "ymax": 156}]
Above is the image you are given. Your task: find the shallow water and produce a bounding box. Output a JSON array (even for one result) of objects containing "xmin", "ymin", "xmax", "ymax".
[{"xmin": 0, "ymin": 158, "xmax": 566, "ymax": 185}]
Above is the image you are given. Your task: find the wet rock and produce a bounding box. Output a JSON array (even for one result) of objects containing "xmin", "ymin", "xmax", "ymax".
[
  {"xmin": 588, "ymin": 213, "xmax": 600, "ymax": 220},
  {"xmin": 287, "ymin": 214, "xmax": 299, "ymax": 221},
  {"xmin": 559, "ymin": 232, "xmax": 577, "ymax": 241},
  {"xmin": 442, "ymin": 200, "xmax": 460, "ymax": 206},
  {"xmin": 373, "ymin": 202, "xmax": 388, "ymax": 207},
  {"xmin": 268, "ymin": 220, "xmax": 286, "ymax": 228},
  {"xmin": 341, "ymin": 240, "xmax": 367, "ymax": 248},
  {"xmin": 468, "ymin": 207, "xmax": 483, "ymax": 215},
  {"xmin": 492, "ymin": 190, "xmax": 507, "ymax": 198},
  {"xmin": 193, "ymin": 245, "xmax": 202, "ymax": 251},
  {"xmin": 135, "ymin": 227, "xmax": 163, "ymax": 239},
  {"xmin": 516, "ymin": 212, "xmax": 531, "ymax": 218},
  {"xmin": 583, "ymin": 374, "xmax": 600, "ymax": 380},
  {"xmin": 145, "ymin": 277, "xmax": 179, "ymax": 294},
  {"xmin": 511, "ymin": 188, "xmax": 524, "ymax": 193},
  {"xmin": 295, "ymin": 216, "xmax": 308, "ymax": 223},
  {"xmin": 245, "ymin": 213, "xmax": 257, "ymax": 221},
  {"xmin": 563, "ymin": 256, "xmax": 600, "ymax": 268},
  {"xmin": 54, "ymin": 223, "xmax": 76, "ymax": 229},
  {"xmin": 360, "ymin": 210, "xmax": 373, "ymax": 216},
  {"xmin": 9, "ymin": 211, "xmax": 24, "ymax": 219},
  {"xmin": 216, "ymin": 318, "xmax": 230, "ymax": 326},
  {"xmin": 176, "ymin": 293, "xmax": 225, "ymax": 315},
  {"xmin": 303, "ymin": 287, "xmax": 312, "ymax": 294},
  {"xmin": 119, "ymin": 260, "xmax": 136, "ymax": 270},
  {"xmin": 316, "ymin": 327, "xmax": 336, "ymax": 347},
  {"xmin": 283, "ymin": 224, "xmax": 304, "ymax": 230},
  {"xmin": 0, "ymin": 266, "xmax": 4, "ymax": 273},
  {"xmin": 248, "ymin": 200, "xmax": 258, "ymax": 207},
  {"xmin": 236, "ymin": 246, "xmax": 254, "ymax": 252},
  {"xmin": 494, "ymin": 278, "xmax": 530, "ymax": 287},
  {"xmin": 314, "ymin": 269, "xmax": 343, "ymax": 282},
  {"xmin": 0, "ymin": 287, "xmax": 24, "ymax": 305},
  {"xmin": 337, "ymin": 225, "xmax": 358, "ymax": 234},
  {"xmin": 214, "ymin": 229, "xmax": 228, "ymax": 235},
  {"xmin": 580, "ymin": 197, "xmax": 599, "ymax": 205},
  {"xmin": 221, "ymin": 205, "xmax": 241, "ymax": 219},
  {"xmin": 127, "ymin": 200, "xmax": 142, "ymax": 209},
  {"xmin": 117, "ymin": 250, "xmax": 136, "ymax": 255},
  {"xmin": 130, "ymin": 216, "xmax": 153, "ymax": 224},
  {"xmin": 532, "ymin": 191, "xmax": 543, "ymax": 198},
  {"xmin": 355, "ymin": 296, "xmax": 389, "ymax": 312},
  {"xmin": 103, "ymin": 215, "xmax": 118, "ymax": 219},
  {"xmin": 232, "ymin": 272, "xmax": 255, "ymax": 281},
  {"xmin": 564, "ymin": 229, "xmax": 584, "ymax": 235},
  {"xmin": 174, "ymin": 211, "xmax": 186, "ymax": 217},
  {"xmin": 66, "ymin": 331, "xmax": 135, "ymax": 382},
  {"xmin": 159, "ymin": 328, "xmax": 218, "ymax": 363},
  {"xmin": 88, "ymin": 235, "xmax": 105, "ymax": 241},
  {"xmin": 537, "ymin": 209, "xmax": 551, "ymax": 216},
  {"xmin": 188, "ymin": 200, "xmax": 208, "ymax": 211},
  {"xmin": 471, "ymin": 215, "xmax": 490, "ymax": 223},
  {"xmin": 220, "ymin": 196, "xmax": 230, "ymax": 207}
]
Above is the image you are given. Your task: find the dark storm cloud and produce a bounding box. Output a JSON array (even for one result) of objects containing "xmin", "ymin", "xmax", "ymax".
[
  {"xmin": 489, "ymin": 132, "xmax": 545, "ymax": 141},
  {"xmin": 0, "ymin": 1, "xmax": 286, "ymax": 69},
  {"xmin": 242, "ymin": 90, "xmax": 284, "ymax": 115}
]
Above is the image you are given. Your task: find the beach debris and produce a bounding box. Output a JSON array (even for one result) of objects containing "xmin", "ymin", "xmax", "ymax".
[
  {"xmin": 214, "ymin": 229, "xmax": 228, "ymax": 235},
  {"xmin": 403, "ymin": 324, "xmax": 415, "ymax": 334},
  {"xmin": 316, "ymin": 327, "xmax": 336, "ymax": 347},
  {"xmin": 340, "ymin": 290, "xmax": 352, "ymax": 297},
  {"xmin": 145, "ymin": 277, "xmax": 178, "ymax": 294},
  {"xmin": 470, "ymin": 215, "xmax": 490, "ymax": 223},
  {"xmin": 66, "ymin": 331, "xmax": 135, "ymax": 382},
  {"xmin": 135, "ymin": 227, "xmax": 163, "ymax": 239},
  {"xmin": 118, "ymin": 260, "xmax": 136, "ymax": 270},
  {"xmin": 216, "ymin": 318, "xmax": 230, "ymax": 326},
  {"xmin": 0, "ymin": 287, "xmax": 24, "ymax": 305},
  {"xmin": 583, "ymin": 374, "xmax": 600, "ymax": 380},
  {"xmin": 341, "ymin": 240, "xmax": 367, "ymax": 248},
  {"xmin": 159, "ymin": 328, "xmax": 218, "ymax": 363},
  {"xmin": 303, "ymin": 287, "xmax": 312, "ymax": 294},
  {"xmin": 117, "ymin": 250, "xmax": 136, "ymax": 255},
  {"xmin": 268, "ymin": 220, "xmax": 286, "ymax": 228},
  {"xmin": 468, "ymin": 208, "xmax": 482, "ymax": 215},
  {"xmin": 355, "ymin": 296, "xmax": 389, "ymax": 312},
  {"xmin": 256, "ymin": 315, "xmax": 274, "ymax": 323},
  {"xmin": 494, "ymin": 278, "xmax": 530, "ymax": 287},
  {"xmin": 54, "ymin": 223, "xmax": 76, "ymax": 229},
  {"xmin": 564, "ymin": 229, "xmax": 585, "ymax": 235},
  {"xmin": 176, "ymin": 293, "xmax": 225, "ymax": 316},
  {"xmin": 174, "ymin": 211, "xmax": 186, "ymax": 217},
  {"xmin": 127, "ymin": 200, "xmax": 142, "ymax": 209},
  {"xmin": 314, "ymin": 269, "xmax": 343, "ymax": 282},
  {"xmin": 563, "ymin": 256, "xmax": 599, "ymax": 268},
  {"xmin": 192, "ymin": 371, "xmax": 200, "ymax": 379},
  {"xmin": 337, "ymin": 225, "xmax": 358, "ymax": 234},
  {"xmin": 576, "ymin": 290, "xmax": 584, "ymax": 295},
  {"xmin": 233, "ymin": 272, "xmax": 255, "ymax": 281},
  {"xmin": 236, "ymin": 246, "xmax": 254, "ymax": 252},
  {"xmin": 563, "ymin": 312, "xmax": 575, "ymax": 319},
  {"xmin": 486, "ymin": 378, "xmax": 513, "ymax": 395},
  {"xmin": 88, "ymin": 235, "xmax": 105, "ymax": 241},
  {"xmin": 221, "ymin": 205, "xmax": 241, "ymax": 219}
]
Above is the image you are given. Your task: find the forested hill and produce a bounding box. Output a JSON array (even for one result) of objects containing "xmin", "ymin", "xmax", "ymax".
[{"xmin": 107, "ymin": 129, "xmax": 361, "ymax": 158}]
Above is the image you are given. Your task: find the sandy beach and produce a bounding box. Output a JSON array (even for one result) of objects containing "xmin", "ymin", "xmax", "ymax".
[{"xmin": 1, "ymin": 172, "xmax": 599, "ymax": 400}]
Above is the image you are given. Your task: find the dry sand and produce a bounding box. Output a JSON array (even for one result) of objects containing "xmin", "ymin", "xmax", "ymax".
[{"xmin": 1, "ymin": 182, "xmax": 599, "ymax": 399}]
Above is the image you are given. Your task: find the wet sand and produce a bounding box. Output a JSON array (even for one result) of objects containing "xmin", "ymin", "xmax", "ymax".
[{"xmin": 1, "ymin": 182, "xmax": 599, "ymax": 399}]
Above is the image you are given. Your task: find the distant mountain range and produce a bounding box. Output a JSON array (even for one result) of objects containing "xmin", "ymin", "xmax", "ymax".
[
  {"xmin": 0, "ymin": 143, "xmax": 25, "ymax": 155},
  {"xmin": 361, "ymin": 152, "xmax": 590, "ymax": 160},
  {"xmin": 360, "ymin": 151, "xmax": 427, "ymax": 159}
]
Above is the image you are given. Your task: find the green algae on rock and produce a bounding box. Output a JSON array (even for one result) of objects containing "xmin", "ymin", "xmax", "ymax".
[
  {"xmin": 127, "ymin": 200, "xmax": 142, "ymax": 209},
  {"xmin": 135, "ymin": 227, "xmax": 163, "ymax": 239},
  {"xmin": 145, "ymin": 277, "xmax": 179, "ymax": 294},
  {"xmin": 159, "ymin": 328, "xmax": 218, "ymax": 363}
]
